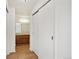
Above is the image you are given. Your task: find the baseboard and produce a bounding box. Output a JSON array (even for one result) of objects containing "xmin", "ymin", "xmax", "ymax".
[
  {"xmin": 6, "ymin": 50, "xmax": 16, "ymax": 56},
  {"xmin": 55, "ymin": 56, "xmax": 71, "ymax": 59},
  {"xmin": 29, "ymin": 48, "xmax": 39, "ymax": 58},
  {"xmin": 6, "ymin": 52, "xmax": 10, "ymax": 56}
]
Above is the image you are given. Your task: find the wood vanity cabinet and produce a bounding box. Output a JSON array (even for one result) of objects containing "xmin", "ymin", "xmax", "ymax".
[{"xmin": 16, "ymin": 35, "xmax": 30, "ymax": 44}]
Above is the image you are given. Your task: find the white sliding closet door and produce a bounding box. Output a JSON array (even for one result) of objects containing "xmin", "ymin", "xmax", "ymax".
[{"xmin": 34, "ymin": 0, "xmax": 55, "ymax": 59}]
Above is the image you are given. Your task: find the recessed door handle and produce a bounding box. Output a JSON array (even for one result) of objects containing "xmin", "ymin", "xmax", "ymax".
[{"xmin": 51, "ymin": 36, "xmax": 53, "ymax": 40}]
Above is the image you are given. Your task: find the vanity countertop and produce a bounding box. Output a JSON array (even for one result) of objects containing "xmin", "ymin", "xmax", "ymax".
[{"xmin": 16, "ymin": 33, "xmax": 29, "ymax": 35}]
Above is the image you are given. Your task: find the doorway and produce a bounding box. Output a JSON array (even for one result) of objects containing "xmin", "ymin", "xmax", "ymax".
[
  {"xmin": 15, "ymin": 18, "xmax": 30, "ymax": 52},
  {"xmin": 7, "ymin": 15, "xmax": 38, "ymax": 59},
  {"xmin": 6, "ymin": 0, "xmax": 38, "ymax": 59},
  {"xmin": 15, "ymin": 17, "xmax": 38, "ymax": 59}
]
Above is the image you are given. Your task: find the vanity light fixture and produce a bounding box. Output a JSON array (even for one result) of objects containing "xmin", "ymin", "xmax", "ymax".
[{"xmin": 19, "ymin": 17, "xmax": 29, "ymax": 23}]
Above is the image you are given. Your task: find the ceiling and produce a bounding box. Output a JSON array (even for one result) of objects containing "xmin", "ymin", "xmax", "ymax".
[{"xmin": 7, "ymin": 0, "xmax": 39, "ymax": 15}]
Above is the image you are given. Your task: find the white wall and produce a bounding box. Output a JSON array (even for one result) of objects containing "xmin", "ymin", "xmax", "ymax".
[
  {"xmin": 16, "ymin": 23, "xmax": 30, "ymax": 34},
  {"xmin": 21, "ymin": 23, "xmax": 30, "ymax": 34},
  {"xmin": 6, "ymin": 3, "xmax": 15, "ymax": 55},
  {"xmin": 15, "ymin": 15, "xmax": 30, "ymax": 34},
  {"xmin": 55, "ymin": 0, "xmax": 71, "ymax": 59}
]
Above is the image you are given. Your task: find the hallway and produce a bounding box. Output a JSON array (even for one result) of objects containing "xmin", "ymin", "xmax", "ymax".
[
  {"xmin": 7, "ymin": 44, "xmax": 38, "ymax": 59},
  {"xmin": 6, "ymin": 0, "xmax": 71, "ymax": 59}
]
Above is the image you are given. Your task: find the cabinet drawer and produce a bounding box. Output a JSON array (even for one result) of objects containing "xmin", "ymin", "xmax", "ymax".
[{"xmin": 16, "ymin": 35, "xmax": 30, "ymax": 44}]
